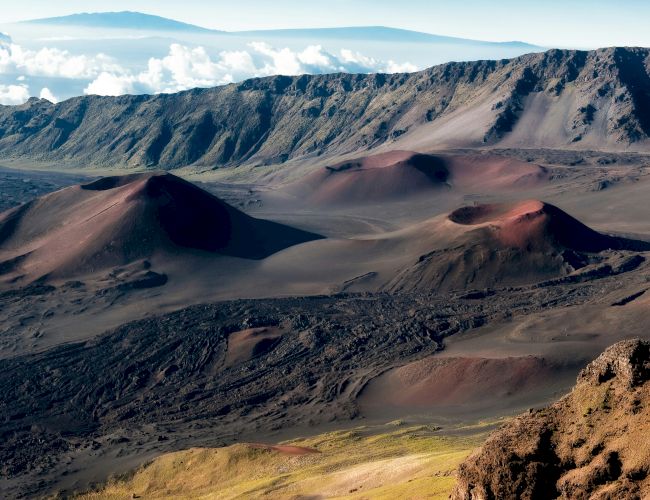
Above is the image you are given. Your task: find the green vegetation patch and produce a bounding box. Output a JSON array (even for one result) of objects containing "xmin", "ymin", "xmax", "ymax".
[{"xmin": 79, "ymin": 423, "xmax": 490, "ymax": 499}]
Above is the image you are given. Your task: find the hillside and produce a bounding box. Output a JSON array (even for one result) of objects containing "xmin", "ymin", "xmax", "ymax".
[
  {"xmin": 1, "ymin": 48, "xmax": 650, "ymax": 169},
  {"xmin": 0, "ymin": 172, "xmax": 321, "ymax": 284},
  {"xmin": 77, "ymin": 424, "xmax": 485, "ymax": 499},
  {"xmin": 1, "ymin": 240, "xmax": 649, "ymax": 497},
  {"xmin": 386, "ymin": 200, "xmax": 650, "ymax": 292},
  {"xmin": 284, "ymin": 151, "xmax": 548, "ymax": 205},
  {"xmin": 452, "ymin": 339, "xmax": 650, "ymax": 499}
]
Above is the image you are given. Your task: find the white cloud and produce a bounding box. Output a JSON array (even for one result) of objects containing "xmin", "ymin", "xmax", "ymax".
[
  {"xmin": 298, "ymin": 45, "xmax": 335, "ymax": 68},
  {"xmin": 339, "ymin": 49, "xmax": 418, "ymax": 74},
  {"xmin": 0, "ymin": 39, "xmax": 124, "ymax": 79},
  {"xmin": 84, "ymin": 72, "xmax": 135, "ymax": 96},
  {"xmin": 0, "ymin": 84, "xmax": 29, "ymax": 105},
  {"xmin": 151, "ymin": 44, "xmax": 236, "ymax": 90},
  {"xmin": 39, "ymin": 87, "xmax": 59, "ymax": 103},
  {"xmin": 0, "ymin": 35, "xmax": 417, "ymax": 100},
  {"xmin": 385, "ymin": 60, "xmax": 419, "ymax": 73},
  {"xmin": 249, "ymin": 42, "xmax": 308, "ymax": 75},
  {"xmin": 83, "ymin": 42, "xmax": 418, "ymax": 97},
  {"xmin": 248, "ymin": 42, "xmax": 415, "ymax": 76}
]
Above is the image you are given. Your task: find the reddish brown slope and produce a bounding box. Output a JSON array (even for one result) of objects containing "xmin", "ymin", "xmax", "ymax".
[
  {"xmin": 388, "ymin": 200, "xmax": 650, "ymax": 292},
  {"xmin": 287, "ymin": 151, "xmax": 548, "ymax": 205},
  {"xmin": 0, "ymin": 172, "xmax": 322, "ymax": 283},
  {"xmin": 358, "ymin": 355, "xmax": 560, "ymax": 414},
  {"xmin": 448, "ymin": 200, "xmax": 649, "ymax": 253}
]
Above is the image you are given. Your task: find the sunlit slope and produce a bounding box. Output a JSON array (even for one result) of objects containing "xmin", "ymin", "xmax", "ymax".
[{"xmin": 79, "ymin": 424, "xmax": 488, "ymax": 499}]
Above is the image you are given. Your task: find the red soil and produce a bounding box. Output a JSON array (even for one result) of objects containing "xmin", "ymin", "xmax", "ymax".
[
  {"xmin": 448, "ymin": 200, "xmax": 545, "ymax": 226},
  {"xmin": 224, "ymin": 327, "xmax": 284, "ymax": 367},
  {"xmin": 0, "ymin": 172, "xmax": 322, "ymax": 282},
  {"xmin": 360, "ymin": 356, "xmax": 552, "ymax": 409},
  {"xmin": 290, "ymin": 151, "xmax": 547, "ymax": 205},
  {"xmin": 389, "ymin": 200, "xmax": 650, "ymax": 292},
  {"xmin": 448, "ymin": 200, "xmax": 647, "ymax": 252},
  {"xmin": 443, "ymin": 155, "xmax": 548, "ymax": 191},
  {"xmin": 295, "ymin": 151, "xmax": 449, "ymax": 205}
]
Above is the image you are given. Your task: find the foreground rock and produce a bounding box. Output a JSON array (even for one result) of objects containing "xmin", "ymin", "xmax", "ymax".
[{"xmin": 452, "ymin": 339, "xmax": 650, "ymax": 500}]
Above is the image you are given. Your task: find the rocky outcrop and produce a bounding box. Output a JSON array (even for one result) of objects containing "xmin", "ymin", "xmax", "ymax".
[
  {"xmin": 1, "ymin": 48, "xmax": 650, "ymax": 169},
  {"xmin": 452, "ymin": 339, "xmax": 650, "ymax": 500}
]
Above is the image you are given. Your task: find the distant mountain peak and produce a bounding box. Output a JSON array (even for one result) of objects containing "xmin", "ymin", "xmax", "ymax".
[
  {"xmin": 22, "ymin": 11, "xmax": 221, "ymax": 33},
  {"xmin": 233, "ymin": 25, "xmax": 542, "ymax": 49},
  {"xmin": 20, "ymin": 11, "xmax": 540, "ymax": 49}
]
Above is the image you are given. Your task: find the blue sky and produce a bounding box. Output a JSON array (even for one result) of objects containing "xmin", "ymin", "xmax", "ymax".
[{"xmin": 2, "ymin": 0, "xmax": 650, "ymax": 48}]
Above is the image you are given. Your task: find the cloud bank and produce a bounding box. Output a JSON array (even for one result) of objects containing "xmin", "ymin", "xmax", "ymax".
[
  {"xmin": 0, "ymin": 39, "xmax": 122, "ymax": 79},
  {"xmin": 0, "ymin": 37, "xmax": 418, "ymax": 103},
  {"xmin": 83, "ymin": 42, "xmax": 418, "ymax": 96}
]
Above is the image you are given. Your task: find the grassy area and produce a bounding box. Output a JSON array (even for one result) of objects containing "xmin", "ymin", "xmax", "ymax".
[{"xmin": 79, "ymin": 423, "xmax": 491, "ymax": 499}]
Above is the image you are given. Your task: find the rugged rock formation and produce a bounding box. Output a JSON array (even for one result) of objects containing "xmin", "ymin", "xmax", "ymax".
[
  {"xmin": 0, "ymin": 48, "xmax": 650, "ymax": 169},
  {"xmin": 452, "ymin": 339, "xmax": 650, "ymax": 500}
]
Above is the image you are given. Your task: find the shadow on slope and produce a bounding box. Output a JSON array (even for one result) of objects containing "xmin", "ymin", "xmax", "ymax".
[
  {"xmin": 287, "ymin": 151, "xmax": 548, "ymax": 206},
  {"xmin": 0, "ymin": 172, "xmax": 323, "ymax": 283},
  {"xmin": 388, "ymin": 200, "xmax": 650, "ymax": 292}
]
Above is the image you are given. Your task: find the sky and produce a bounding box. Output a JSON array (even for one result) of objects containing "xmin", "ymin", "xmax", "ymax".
[
  {"xmin": 1, "ymin": 0, "xmax": 650, "ymax": 48},
  {"xmin": 1, "ymin": 1, "xmax": 649, "ymax": 105}
]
